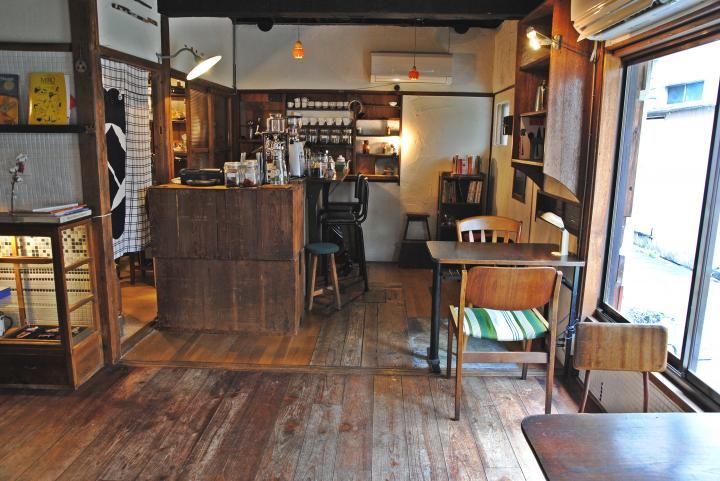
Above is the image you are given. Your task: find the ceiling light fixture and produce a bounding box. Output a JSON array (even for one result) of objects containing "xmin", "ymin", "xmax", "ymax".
[
  {"xmin": 408, "ymin": 26, "xmax": 419, "ymax": 80},
  {"xmin": 156, "ymin": 45, "xmax": 221, "ymax": 80},
  {"xmin": 292, "ymin": 24, "xmax": 304, "ymax": 59}
]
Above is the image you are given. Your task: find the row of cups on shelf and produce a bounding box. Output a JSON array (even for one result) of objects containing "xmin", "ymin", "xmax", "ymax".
[
  {"xmin": 288, "ymin": 97, "xmax": 351, "ymax": 110},
  {"xmin": 302, "ymin": 117, "xmax": 352, "ymax": 127}
]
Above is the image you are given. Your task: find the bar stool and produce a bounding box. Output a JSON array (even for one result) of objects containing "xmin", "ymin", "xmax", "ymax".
[
  {"xmin": 322, "ymin": 175, "xmax": 369, "ymax": 291},
  {"xmin": 306, "ymin": 242, "xmax": 342, "ymax": 311}
]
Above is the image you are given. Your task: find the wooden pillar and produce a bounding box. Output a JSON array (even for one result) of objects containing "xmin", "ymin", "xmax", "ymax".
[
  {"xmin": 68, "ymin": 0, "xmax": 121, "ymax": 363},
  {"xmin": 153, "ymin": 15, "xmax": 173, "ymax": 183}
]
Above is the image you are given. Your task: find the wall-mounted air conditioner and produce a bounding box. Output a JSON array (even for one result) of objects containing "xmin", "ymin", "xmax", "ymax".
[
  {"xmin": 370, "ymin": 52, "xmax": 453, "ymax": 84},
  {"xmin": 571, "ymin": 0, "xmax": 711, "ymax": 42}
]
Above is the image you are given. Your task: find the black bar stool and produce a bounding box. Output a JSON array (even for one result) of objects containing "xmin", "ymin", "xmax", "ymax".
[{"xmin": 321, "ymin": 175, "xmax": 369, "ymax": 291}]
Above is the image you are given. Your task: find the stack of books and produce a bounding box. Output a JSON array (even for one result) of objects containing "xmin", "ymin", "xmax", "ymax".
[{"xmin": 0, "ymin": 203, "xmax": 91, "ymax": 223}]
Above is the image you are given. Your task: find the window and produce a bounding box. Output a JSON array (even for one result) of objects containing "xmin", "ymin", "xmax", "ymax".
[
  {"xmin": 603, "ymin": 41, "xmax": 720, "ymax": 402},
  {"xmin": 495, "ymin": 102, "xmax": 510, "ymax": 145},
  {"xmin": 666, "ymin": 81, "xmax": 704, "ymax": 104}
]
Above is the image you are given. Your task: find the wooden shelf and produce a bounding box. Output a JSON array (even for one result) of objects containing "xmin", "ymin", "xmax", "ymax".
[
  {"xmin": 520, "ymin": 110, "xmax": 547, "ymax": 117},
  {"xmin": 441, "ymin": 174, "xmax": 486, "ymax": 180},
  {"xmin": 512, "ymin": 158, "xmax": 544, "ymax": 167},
  {"xmin": 355, "ymin": 153, "xmax": 399, "ymax": 157},
  {"xmin": 0, "ymin": 256, "xmax": 53, "ymax": 264},
  {"xmin": 356, "ymin": 133, "xmax": 400, "ymax": 137},
  {"xmin": 307, "ymin": 143, "xmax": 353, "ymax": 149},
  {"xmin": 64, "ymin": 257, "xmax": 91, "ymax": 272},
  {"xmin": 346, "ymin": 174, "xmax": 399, "ymax": 183},
  {"xmin": 0, "ymin": 125, "xmax": 86, "ymax": 134},
  {"xmin": 520, "ymin": 53, "xmax": 550, "ymax": 73}
]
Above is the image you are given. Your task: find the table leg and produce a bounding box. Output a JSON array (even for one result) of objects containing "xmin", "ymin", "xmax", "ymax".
[
  {"xmin": 428, "ymin": 261, "xmax": 442, "ymax": 373},
  {"xmin": 564, "ymin": 266, "xmax": 582, "ymax": 377}
]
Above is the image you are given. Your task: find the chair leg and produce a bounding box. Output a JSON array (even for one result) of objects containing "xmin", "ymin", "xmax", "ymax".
[
  {"xmin": 643, "ymin": 372, "xmax": 649, "ymax": 413},
  {"xmin": 356, "ymin": 224, "xmax": 369, "ymax": 292},
  {"xmin": 446, "ymin": 311, "xmax": 454, "ymax": 379},
  {"xmin": 454, "ymin": 327, "xmax": 464, "ymax": 421},
  {"xmin": 579, "ymin": 370, "xmax": 592, "ymax": 414},
  {"xmin": 424, "ymin": 218, "xmax": 432, "ymax": 241},
  {"xmin": 521, "ymin": 339, "xmax": 532, "ymax": 380},
  {"xmin": 307, "ymin": 254, "xmax": 318, "ymax": 311},
  {"xmin": 545, "ymin": 334, "xmax": 556, "ymax": 415},
  {"xmin": 129, "ymin": 253, "xmax": 136, "ymax": 285},
  {"xmin": 329, "ymin": 254, "xmax": 341, "ymax": 310}
]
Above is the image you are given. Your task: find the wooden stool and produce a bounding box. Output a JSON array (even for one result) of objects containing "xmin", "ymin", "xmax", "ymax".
[
  {"xmin": 399, "ymin": 212, "xmax": 433, "ymax": 268},
  {"xmin": 403, "ymin": 212, "xmax": 432, "ymax": 241},
  {"xmin": 306, "ymin": 242, "xmax": 342, "ymax": 311}
]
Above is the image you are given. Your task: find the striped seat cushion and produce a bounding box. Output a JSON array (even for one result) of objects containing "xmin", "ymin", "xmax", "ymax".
[{"xmin": 450, "ymin": 306, "xmax": 548, "ymax": 341}]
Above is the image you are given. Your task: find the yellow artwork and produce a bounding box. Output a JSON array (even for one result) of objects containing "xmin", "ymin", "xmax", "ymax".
[{"xmin": 28, "ymin": 72, "xmax": 68, "ymax": 125}]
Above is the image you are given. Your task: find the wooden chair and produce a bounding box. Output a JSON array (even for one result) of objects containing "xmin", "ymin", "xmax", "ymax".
[
  {"xmin": 448, "ymin": 266, "xmax": 562, "ymax": 420},
  {"xmin": 456, "ymin": 215, "xmax": 522, "ymax": 244},
  {"xmin": 573, "ymin": 322, "xmax": 668, "ymax": 413}
]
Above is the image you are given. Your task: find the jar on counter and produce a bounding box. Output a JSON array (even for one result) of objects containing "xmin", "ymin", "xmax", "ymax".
[
  {"xmin": 224, "ymin": 161, "xmax": 242, "ymax": 187},
  {"xmin": 241, "ymin": 159, "xmax": 260, "ymax": 187}
]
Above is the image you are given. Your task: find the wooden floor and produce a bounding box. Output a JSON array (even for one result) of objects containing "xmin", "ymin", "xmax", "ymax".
[
  {"xmin": 124, "ymin": 263, "xmax": 527, "ymax": 373},
  {"xmin": 0, "ymin": 366, "xmax": 589, "ymax": 481}
]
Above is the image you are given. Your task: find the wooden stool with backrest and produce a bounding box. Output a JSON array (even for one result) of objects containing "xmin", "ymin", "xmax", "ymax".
[
  {"xmin": 448, "ymin": 266, "xmax": 562, "ymax": 420},
  {"xmin": 573, "ymin": 322, "xmax": 668, "ymax": 413}
]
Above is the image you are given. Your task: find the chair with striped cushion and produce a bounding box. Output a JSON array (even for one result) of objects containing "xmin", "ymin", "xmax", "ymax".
[{"xmin": 447, "ymin": 266, "xmax": 562, "ymax": 420}]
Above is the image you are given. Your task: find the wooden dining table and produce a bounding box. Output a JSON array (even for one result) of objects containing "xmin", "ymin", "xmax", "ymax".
[
  {"xmin": 425, "ymin": 241, "xmax": 584, "ymax": 373},
  {"xmin": 522, "ymin": 413, "xmax": 720, "ymax": 481}
]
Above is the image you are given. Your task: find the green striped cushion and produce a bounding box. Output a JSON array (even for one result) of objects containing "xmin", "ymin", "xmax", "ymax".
[{"xmin": 450, "ymin": 306, "xmax": 548, "ymax": 341}]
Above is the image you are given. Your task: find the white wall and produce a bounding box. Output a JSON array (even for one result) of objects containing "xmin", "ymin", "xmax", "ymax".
[
  {"xmin": 170, "ymin": 17, "xmax": 235, "ymax": 87},
  {"xmin": 235, "ymin": 25, "xmax": 494, "ymax": 92},
  {"xmin": 0, "ymin": 0, "xmax": 70, "ymax": 43},
  {"xmin": 98, "ymin": 0, "xmax": 161, "ymax": 63}
]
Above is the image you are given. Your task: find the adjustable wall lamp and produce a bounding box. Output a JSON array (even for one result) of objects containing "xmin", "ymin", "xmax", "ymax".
[
  {"xmin": 526, "ymin": 27, "xmax": 561, "ymax": 51},
  {"xmin": 156, "ymin": 45, "xmax": 222, "ymax": 80}
]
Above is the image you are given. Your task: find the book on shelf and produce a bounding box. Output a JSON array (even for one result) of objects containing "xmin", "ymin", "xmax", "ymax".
[
  {"xmin": 32, "ymin": 202, "xmax": 80, "ymax": 213},
  {"xmin": 0, "ymin": 74, "xmax": 19, "ymax": 125},
  {"xmin": 28, "ymin": 72, "xmax": 69, "ymax": 125},
  {"xmin": 0, "ymin": 207, "xmax": 91, "ymax": 224}
]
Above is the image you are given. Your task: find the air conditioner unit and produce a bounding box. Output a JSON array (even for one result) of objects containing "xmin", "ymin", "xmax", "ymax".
[
  {"xmin": 571, "ymin": 0, "xmax": 711, "ymax": 42},
  {"xmin": 370, "ymin": 52, "xmax": 453, "ymax": 84}
]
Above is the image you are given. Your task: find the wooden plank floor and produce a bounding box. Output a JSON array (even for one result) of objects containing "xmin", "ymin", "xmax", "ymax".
[
  {"xmin": 123, "ymin": 263, "xmax": 529, "ymax": 373},
  {"xmin": 0, "ymin": 366, "xmax": 589, "ymax": 481}
]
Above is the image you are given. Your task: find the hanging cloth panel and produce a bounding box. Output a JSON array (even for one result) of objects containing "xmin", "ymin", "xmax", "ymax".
[{"xmin": 101, "ymin": 59, "xmax": 152, "ymax": 259}]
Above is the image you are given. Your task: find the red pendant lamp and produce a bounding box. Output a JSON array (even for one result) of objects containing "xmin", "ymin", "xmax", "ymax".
[
  {"xmin": 408, "ymin": 26, "xmax": 419, "ymax": 80},
  {"xmin": 292, "ymin": 24, "xmax": 304, "ymax": 59}
]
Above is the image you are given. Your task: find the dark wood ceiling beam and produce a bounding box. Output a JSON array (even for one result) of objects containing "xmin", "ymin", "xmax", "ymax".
[{"xmin": 157, "ymin": 0, "xmax": 540, "ymax": 21}]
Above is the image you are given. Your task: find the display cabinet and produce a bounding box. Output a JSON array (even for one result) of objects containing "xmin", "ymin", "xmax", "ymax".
[{"xmin": 0, "ymin": 218, "xmax": 103, "ymax": 389}]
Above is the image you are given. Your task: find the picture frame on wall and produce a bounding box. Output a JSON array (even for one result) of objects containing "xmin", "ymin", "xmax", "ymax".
[{"xmin": 512, "ymin": 168, "xmax": 526, "ymax": 203}]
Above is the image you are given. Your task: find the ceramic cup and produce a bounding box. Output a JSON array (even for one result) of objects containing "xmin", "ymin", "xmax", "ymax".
[
  {"xmin": 301, "ymin": 97, "xmax": 308, "ymax": 108},
  {"xmin": 322, "ymin": 101, "xmax": 329, "ymax": 109}
]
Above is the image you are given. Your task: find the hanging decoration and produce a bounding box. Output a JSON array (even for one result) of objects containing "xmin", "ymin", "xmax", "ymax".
[
  {"xmin": 293, "ymin": 24, "xmax": 304, "ymax": 59},
  {"xmin": 408, "ymin": 26, "xmax": 419, "ymax": 80}
]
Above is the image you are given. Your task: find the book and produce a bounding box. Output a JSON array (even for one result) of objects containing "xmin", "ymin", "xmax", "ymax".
[
  {"xmin": 0, "ymin": 208, "xmax": 91, "ymax": 224},
  {"xmin": 28, "ymin": 72, "xmax": 68, "ymax": 125},
  {"xmin": 0, "ymin": 74, "xmax": 19, "ymax": 125},
  {"xmin": 32, "ymin": 203, "xmax": 80, "ymax": 213}
]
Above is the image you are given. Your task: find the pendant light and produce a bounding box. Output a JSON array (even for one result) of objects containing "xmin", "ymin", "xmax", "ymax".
[
  {"xmin": 292, "ymin": 24, "xmax": 304, "ymax": 59},
  {"xmin": 408, "ymin": 26, "xmax": 419, "ymax": 80}
]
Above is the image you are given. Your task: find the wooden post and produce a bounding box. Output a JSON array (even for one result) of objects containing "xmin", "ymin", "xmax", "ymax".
[
  {"xmin": 153, "ymin": 15, "xmax": 173, "ymax": 183},
  {"xmin": 68, "ymin": 0, "xmax": 121, "ymax": 363}
]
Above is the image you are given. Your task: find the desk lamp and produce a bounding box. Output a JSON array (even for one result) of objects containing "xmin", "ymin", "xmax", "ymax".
[{"xmin": 540, "ymin": 211, "xmax": 569, "ymax": 256}]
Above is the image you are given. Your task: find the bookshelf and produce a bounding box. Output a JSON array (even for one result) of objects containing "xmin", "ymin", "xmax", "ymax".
[{"xmin": 436, "ymin": 172, "xmax": 487, "ymax": 240}]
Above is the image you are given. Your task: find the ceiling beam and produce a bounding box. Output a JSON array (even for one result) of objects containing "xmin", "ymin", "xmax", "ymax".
[{"xmin": 157, "ymin": 0, "xmax": 541, "ymax": 23}]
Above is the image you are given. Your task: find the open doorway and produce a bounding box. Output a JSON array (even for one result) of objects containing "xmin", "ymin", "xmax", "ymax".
[{"xmin": 101, "ymin": 58, "xmax": 158, "ymax": 349}]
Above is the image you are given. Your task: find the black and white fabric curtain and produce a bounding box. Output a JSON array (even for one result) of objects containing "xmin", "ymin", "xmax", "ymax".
[{"xmin": 101, "ymin": 59, "xmax": 152, "ymax": 259}]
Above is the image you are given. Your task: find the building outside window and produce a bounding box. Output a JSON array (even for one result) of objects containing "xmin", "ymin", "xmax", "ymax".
[{"xmin": 603, "ymin": 40, "xmax": 720, "ymax": 403}]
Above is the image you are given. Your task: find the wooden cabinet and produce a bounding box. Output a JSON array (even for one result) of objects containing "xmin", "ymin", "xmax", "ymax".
[
  {"xmin": 511, "ymin": 0, "xmax": 594, "ymax": 200},
  {"xmin": 0, "ymin": 219, "xmax": 103, "ymax": 389}
]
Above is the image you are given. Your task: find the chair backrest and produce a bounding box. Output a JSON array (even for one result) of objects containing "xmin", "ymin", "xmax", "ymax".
[
  {"xmin": 456, "ymin": 216, "xmax": 522, "ymax": 243},
  {"xmin": 573, "ymin": 323, "xmax": 668, "ymax": 373},
  {"xmin": 355, "ymin": 175, "xmax": 369, "ymax": 223},
  {"xmin": 462, "ymin": 266, "xmax": 561, "ymax": 312}
]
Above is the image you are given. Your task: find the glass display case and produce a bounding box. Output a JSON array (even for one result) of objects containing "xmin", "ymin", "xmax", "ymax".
[{"xmin": 0, "ymin": 218, "xmax": 103, "ymax": 388}]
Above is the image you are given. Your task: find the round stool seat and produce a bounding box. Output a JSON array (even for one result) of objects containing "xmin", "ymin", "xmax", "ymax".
[{"xmin": 306, "ymin": 242, "xmax": 340, "ymax": 256}]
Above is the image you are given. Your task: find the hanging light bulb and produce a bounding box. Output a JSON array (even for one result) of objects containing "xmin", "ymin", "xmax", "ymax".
[
  {"xmin": 292, "ymin": 24, "xmax": 304, "ymax": 59},
  {"xmin": 408, "ymin": 26, "xmax": 420, "ymax": 80}
]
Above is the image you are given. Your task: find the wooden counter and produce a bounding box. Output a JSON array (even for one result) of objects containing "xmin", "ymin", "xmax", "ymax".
[{"xmin": 148, "ymin": 182, "xmax": 304, "ymax": 335}]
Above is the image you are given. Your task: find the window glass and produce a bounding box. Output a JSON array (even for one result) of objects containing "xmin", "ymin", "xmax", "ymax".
[{"xmin": 605, "ymin": 42, "xmax": 720, "ymax": 366}]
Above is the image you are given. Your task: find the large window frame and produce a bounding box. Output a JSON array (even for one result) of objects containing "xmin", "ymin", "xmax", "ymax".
[{"xmin": 599, "ymin": 43, "xmax": 720, "ymax": 406}]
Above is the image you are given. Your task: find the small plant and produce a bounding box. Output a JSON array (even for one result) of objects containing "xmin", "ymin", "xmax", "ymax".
[
  {"xmin": 625, "ymin": 307, "xmax": 672, "ymax": 325},
  {"xmin": 9, "ymin": 153, "xmax": 27, "ymax": 214}
]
